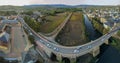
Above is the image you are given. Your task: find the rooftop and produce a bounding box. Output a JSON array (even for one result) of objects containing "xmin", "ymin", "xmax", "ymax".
[
  {"xmin": 0, "ymin": 32, "xmax": 10, "ymax": 43},
  {"xmin": 104, "ymin": 21, "xmax": 114, "ymax": 28},
  {"xmin": 1, "ymin": 19, "xmax": 18, "ymax": 24}
]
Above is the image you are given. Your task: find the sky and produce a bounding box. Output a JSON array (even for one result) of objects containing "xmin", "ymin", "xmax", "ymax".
[{"xmin": 0, "ymin": 0, "xmax": 119, "ymax": 6}]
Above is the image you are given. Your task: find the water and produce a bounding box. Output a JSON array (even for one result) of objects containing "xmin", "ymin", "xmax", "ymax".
[
  {"xmin": 76, "ymin": 14, "xmax": 102, "ymax": 63},
  {"xmin": 97, "ymin": 45, "xmax": 120, "ymax": 63},
  {"xmin": 83, "ymin": 14, "xmax": 120, "ymax": 63},
  {"xmin": 84, "ymin": 14, "xmax": 101, "ymax": 40}
]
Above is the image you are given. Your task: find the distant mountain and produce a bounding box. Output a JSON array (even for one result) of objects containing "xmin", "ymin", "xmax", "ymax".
[
  {"xmin": 75, "ymin": 5, "xmax": 99, "ymax": 7},
  {"xmin": 24, "ymin": 4, "xmax": 109, "ymax": 8},
  {"xmin": 0, "ymin": 4, "xmax": 118, "ymax": 11},
  {"xmin": 0, "ymin": 5, "xmax": 24, "ymax": 11},
  {"xmin": 24, "ymin": 4, "xmax": 74, "ymax": 8}
]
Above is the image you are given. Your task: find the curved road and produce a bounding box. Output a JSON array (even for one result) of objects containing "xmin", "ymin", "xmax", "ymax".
[{"xmin": 18, "ymin": 16, "xmax": 120, "ymax": 58}]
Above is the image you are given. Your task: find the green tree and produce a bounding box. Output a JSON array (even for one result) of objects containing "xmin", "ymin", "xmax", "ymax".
[{"xmin": 28, "ymin": 35, "xmax": 36, "ymax": 46}]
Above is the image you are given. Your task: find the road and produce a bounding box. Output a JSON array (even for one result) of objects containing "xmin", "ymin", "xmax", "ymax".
[{"xmin": 18, "ymin": 16, "xmax": 120, "ymax": 58}]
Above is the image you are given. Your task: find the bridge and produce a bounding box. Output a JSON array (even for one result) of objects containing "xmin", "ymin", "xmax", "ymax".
[{"xmin": 18, "ymin": 15, "xmax": 120, "ymax": 63}]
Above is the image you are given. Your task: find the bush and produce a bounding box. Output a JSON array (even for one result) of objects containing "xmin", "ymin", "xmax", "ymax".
[
  {"xmin": 24, "ymin": 16, "xmax": 41, "ymax": 32},
  {"xmin": 110, "ymin": 37, "xmax": 120, "ymax": 51},
  {"xmin": 28, "ymin": 35, "xmax": 36, "ymax": 46}
]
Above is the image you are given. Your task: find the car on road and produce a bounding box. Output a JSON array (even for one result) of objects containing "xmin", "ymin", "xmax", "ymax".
[
  {"xmin": 39, "ymin": 40, "xmax": 43, "ymax": 43},
  {"xmin": 47, "ymin": 44, "xmax": 51, "ymax": 48},
  {"xmin": 53, "ymin": 47, "xmax": 59, "ymax": 52},
  {"xmin": 28, "ymin": 30, "xmax": 30, "ymax": 32},
  {"xmin": 77, "ymin": 46, "xmax": 82, "ymax": 50},
  {"xmin": 87, "ymin": 45, "xmax": 92, "ymax": 49},
  {"xmin": 74, "ymin": 49, "xmax": 79, "ymax": 53},
  {"xmin": 30, "ymin": 32, "xmax": 33, "ymax": 35}
]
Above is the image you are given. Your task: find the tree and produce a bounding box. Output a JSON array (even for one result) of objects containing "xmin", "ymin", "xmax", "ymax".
[
  {"xmin": 24, "ymin": 16, "xmax": 41, "ymax": 32},
  {"xmin": 28, "ymin": 35, "xmax": 36, "ymax": 46},
  {"xmin": 21, "ymin": 11, "xmax": 33, "ymax": 15}
]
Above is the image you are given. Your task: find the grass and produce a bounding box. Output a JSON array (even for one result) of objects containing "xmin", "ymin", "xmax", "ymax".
[
  {"xmin": 117, "ymin": 30, "xmax": 120, "ymax": 36},
  {"xmin": 70, "ymin": 12, "xmax": 88, "ymax": 43},
  {"xmin": 40, "ymin": 13, "xmax": 68, "ymax": 33},
  {"xmin": 70, "ymin": 12, "xmax": 84, "ymax": 21}
]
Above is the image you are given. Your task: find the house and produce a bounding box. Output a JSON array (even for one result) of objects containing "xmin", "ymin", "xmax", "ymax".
[
  {"xmin": 100, "ymin": 17, "xmax": 107, "ymax": 23},
  {"xmin": 103, "ymin": 21, "xmax": 115, "ymax": 29}
]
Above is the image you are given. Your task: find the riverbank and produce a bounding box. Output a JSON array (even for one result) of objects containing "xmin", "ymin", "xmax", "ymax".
[
  {"xmin": 84, "ymin": 15, "xmax": 102, "ymax": 41},
  {"xmin": 109, "ymin": 35, "xmax": 120, "ymax": 52},
  {"xmin": 87, "ymin": 16, "xmax": 109, "ymax": 35}
]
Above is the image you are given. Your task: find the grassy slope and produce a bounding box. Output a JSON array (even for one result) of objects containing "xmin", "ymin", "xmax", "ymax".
[
  {"xmin": 70, "ymin": 12, "xmax": 87, "ymax": 43},
  {"xmin": 109, "ymin": 31, "xmax": 120, "ymax": 51},
  {"xmin": 110, "ymin": 37, "xmax": 120, "ymax": 51},
  {"xmin": 40, "ymin": 13, "xmax": 67, "ymax": 33}
]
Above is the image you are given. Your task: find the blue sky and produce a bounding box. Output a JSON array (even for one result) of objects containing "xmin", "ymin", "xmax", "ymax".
[{"xmin": 0, "ymin": 0, "xmax": 119, "ymax": 6}]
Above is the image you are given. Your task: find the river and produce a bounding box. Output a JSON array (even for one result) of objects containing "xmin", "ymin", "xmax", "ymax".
[
  {"xmin": 77, "ymin": 14, "xmax": 102, "ymax": 63},
  {"xmin": 83, "ymin": 14, "xmax": 120, "ymax": 63},
  {"xmin": 84, "ymin": 14, "xmax": 102, "ymax": 40}
]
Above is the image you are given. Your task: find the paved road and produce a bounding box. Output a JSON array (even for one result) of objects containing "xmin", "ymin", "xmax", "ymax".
[
  {"xmin": 8, "ymin": 26, "xmax": 27, "ymax": 58},
  {"xmin": 18, "ymin": 16, "xmax": 120, "ymax": 58}
]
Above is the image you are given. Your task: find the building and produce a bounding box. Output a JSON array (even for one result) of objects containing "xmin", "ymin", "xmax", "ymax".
[
  {"xmin": 0, "ymin": 32, "xmax": 10, "ymax": 46},
  {"xmin": 103, "ymin": 21, "xmax": 115, "ymax": 29},
  {"xmin": 0, "ymin": 23, "xmax": 7, "ymax": 33},
  {"xmin": 1, "ymin": 20, "xmax": 18, "ymax": 24},
  {"xmin": 100, "ymin": 17, "xmax": 107, "ymax": 23},
  {"xmin": 7, "ymin": 15, "xmax": 18, "ymax": 20}
]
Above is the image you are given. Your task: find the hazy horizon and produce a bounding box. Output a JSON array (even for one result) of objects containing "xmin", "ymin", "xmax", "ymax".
[{"xmin": 0, "ymin": 0, "xmax": 119, "ymax": 6}]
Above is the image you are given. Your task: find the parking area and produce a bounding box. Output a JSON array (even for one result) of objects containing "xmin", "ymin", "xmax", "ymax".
[{"xmin": 7, "ymin": 25, "xmax": 28, "ymax": 58}]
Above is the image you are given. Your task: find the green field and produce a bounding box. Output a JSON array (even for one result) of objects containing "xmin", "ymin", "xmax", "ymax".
[
  {"xmin": 70, "ymin": 12, "xmax": 83, "ymax": 21},
  {"xmin": 40, "ymin": 13, "xmax": 68, "ymax": 33}
]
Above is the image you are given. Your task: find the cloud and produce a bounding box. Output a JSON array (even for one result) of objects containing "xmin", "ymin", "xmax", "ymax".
[
  {"xmin": 0, "ymin": 0, "xmax": 119, "ymax": 6},
  {"xmin": 29, "ymin": 0, "xmax": 119, "ymax": 5},
  {"xmin": 29, "ymin": 0, "xmax": 45, "ymax": 4},
  {"xmin": 0, "ymin": 0, "xmax": 29, "ymax": 6}
]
